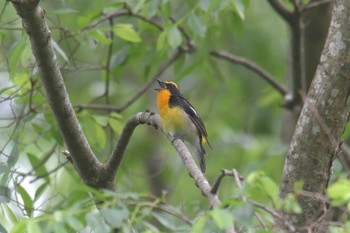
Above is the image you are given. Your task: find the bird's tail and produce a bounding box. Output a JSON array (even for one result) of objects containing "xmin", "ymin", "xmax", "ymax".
[{"xmin": 196, "ymin": 144, "xmax": 206, "ymax": 173}]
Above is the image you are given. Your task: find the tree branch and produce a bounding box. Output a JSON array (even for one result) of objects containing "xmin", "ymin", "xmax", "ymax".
[
  {"xmin": 105, "ymin": 111, "xmax": 222, "ymax": 208},
  {"xmin": 267, "ymin": 0, "xmax": 294, "ymax": 23},
  {"xmin": 11, "ymin": 0, "xmax": 103, "ymax": 185},
  {"xmin": 279, "ymin": 0, "xmax": 350, "ymax": 229},
  {"xmin": 210, "ymin": 50, "xmax": 288, "ymax": 97}
]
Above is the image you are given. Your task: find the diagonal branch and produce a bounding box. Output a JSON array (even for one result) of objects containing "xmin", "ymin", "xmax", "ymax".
[
  {"xmin": 11, "ymin": 0, "xmax": 102, "ymax": 184},
  {"xmin": 267, "ymin": 0, "xmax": 294, "ymax": 23},
  {"xmin": 210, "ymin": 50, "xmax": 288, "ymax": 97},
  {"xmin": 105, "ymin": 111, "xmax": 222, "ymax": 208},
  {"xmin": 115, "ymin": 48, "xmax": 183, "ymax": 112}
]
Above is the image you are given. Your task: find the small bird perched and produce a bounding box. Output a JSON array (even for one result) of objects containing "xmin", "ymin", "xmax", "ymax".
[{"xmin": 155, "ymin": 79, "xmax": 211, "ymax": 173}]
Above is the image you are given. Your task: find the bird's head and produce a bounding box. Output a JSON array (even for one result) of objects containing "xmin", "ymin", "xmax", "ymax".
[{"xmin": 155, "ymin": 79, "xmax": 180, "ymax": 95}]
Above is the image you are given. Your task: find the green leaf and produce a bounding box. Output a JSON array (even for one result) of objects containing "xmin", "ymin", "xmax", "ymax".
[
  {"xmin": 16, "ymin": 183, "xmax": 33, "ymax": 216},
  {"xmin": 52, "ymin": 39, "xmax": 69, "ymax": 62},
  {"xmin": 9, "ymin": 37, "xmax": 28, "ymax": 75},
  {"xmin": 27, "ymin": 153, "xmax": 50, "ymax": 183},
  {"xmin": 86, "ymin": 212, "xmax": 110, "ymax": 233},
  {"xmin": 152, "ymin": 212, "xmax": 176, "ymax": 230},
  {"xmin": 210, "ymin": 208, "xmax": 233, "ymax": 230},
  {"xmin": 157, "ymin": 31, "xmax": 167, "ymax": 51},
  {"xmin": 80, "ymin": 115, "xmax": 107, "ymax": 149},
  {"xmin": 26, "ymin": 220, "xmax": 41, "ymax": 233},
  {"xmin": 77, "ymin": 11, "xmax": 101, "ymax": 29},
  {"xmin": 12, "ymin": 72, "xmax": 30, "ymax": 89},
  {"xmin": 259, "ymin": 176, "xmax": 279, "ymax": 207},
  {"xmin": 187, "ymin": 14, "xmax": 206, "ymax": 37},
  {"xmin": 328, "ymin": 179, "xmax": 350, "ymax": 206},
  {"xmin": 90, "ymin": 30, "xmax": 112, "ymax": 45},
  {"xmin": 230, "ymin": 0, "xmax": 246, "ymax": 20},
  {"xmin": 191, "ymin": 215, "xmax": 208, "ymax": 233},
  {"xmin": 93, "ymin": 115, "xmax": 109, "ymax": 127},
  {"xmin": 108, "ymin": 117, "xmax": 123, "ymax": 135},
  {"xmin": 113, "ymin": 24, "xmax": 142, "ymax": 43},
  {"xmin": 167, "ymin": 26, "xmax": 182, "ymax": 49},
  {"xmin": 34, "ymin": 182, "xmax": 47, "ymax": 203},
  {"xmin": 7, "ymin": 144, "xmax": 19, "ymax": 167},
  {"xmin": 66, "ymin": 216, "xmax": 84, "ymax": 231},
  {"xmin": 11, "ymin": 219, "xmax": 28, "ymax": 233},
  {"xmin": 53, "ymin": 223, "xmax": 68, "ymax": 233},
  {"xmin": 282, "ymin": 194, "xmax": 302, "ymax": 214},
  {"xmin": 204, "ymin": 0, "xmax": 220, "ymax": 22},
  {"xmin": 0, "ymin": 186, "xmax": 10, "ymax": 203},
  {"xmin": 233, "ymin": 205, "xmax": 254, "ymax": 226},
  {"xmin": 101, "ymin": 207, "xmax": 129, "ymax": 228}
]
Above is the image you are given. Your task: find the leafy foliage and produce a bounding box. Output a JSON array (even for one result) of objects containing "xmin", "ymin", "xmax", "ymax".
[{"xmin": 1, "ymin": 0, "xmax": 348, "ymax": 232}]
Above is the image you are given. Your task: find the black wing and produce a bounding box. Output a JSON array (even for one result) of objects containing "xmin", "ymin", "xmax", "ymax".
[{"xmin": 171, "ymin": 95, "xmax": 212, "ymax": 148}]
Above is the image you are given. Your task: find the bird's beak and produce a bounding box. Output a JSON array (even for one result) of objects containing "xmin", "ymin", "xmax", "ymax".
[{"xmin": 155, "ymin": 78, "xmax": 166, "ymax": 91}]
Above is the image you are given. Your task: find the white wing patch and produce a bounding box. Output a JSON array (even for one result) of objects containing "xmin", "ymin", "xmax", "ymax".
[{"xmin": 188, "ymin": 105, "xmax": 198, "ymax": 116}]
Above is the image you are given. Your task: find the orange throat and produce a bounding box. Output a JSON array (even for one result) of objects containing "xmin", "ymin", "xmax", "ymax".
[{"xmin": 157, "ymin": 89, "xmax": 171, "ymax": 115}]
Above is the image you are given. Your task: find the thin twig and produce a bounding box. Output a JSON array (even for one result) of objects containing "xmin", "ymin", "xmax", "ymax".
[
  {"xmin": 115, "ymin": 48, "xmax": 183, "ymax": 112},
  {"xmin": 247, "ymin": 198, "xmax": 296, "ymax": 232},
  {"xmin": 29, "ymin": 161, "xmax": 69, "ymax": 183},
  {"xmin": 210, "ymin": 50, "xmax": 288, "ymax": 97}
]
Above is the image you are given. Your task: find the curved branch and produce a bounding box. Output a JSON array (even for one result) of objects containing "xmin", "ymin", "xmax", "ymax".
[
  {"xmin": 210, "ymin": 50, "xmax": 288, "ymax": 97},
  {"xmin": 105, "ymin": 111, "xmax": 221, "ymax": 208},
  {"xmin": 11, "ymin": 0, "xmax": 102, "ymax": 184}
]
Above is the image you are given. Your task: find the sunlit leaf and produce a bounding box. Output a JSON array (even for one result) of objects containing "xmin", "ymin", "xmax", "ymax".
[
  {"xmin": 26, "ymin": 220, "xmax": 41, "ymax": 233},
  {"xmin": 157, "ymin": 31, "xmax": 167, "ymax": 51},
  {"xmin": 11, "ymin": 219, "xmax": 28, "ymax": 233},
  {"xmin": 113, "ymin": 24, "xmax": 142, "ymax": 43},
  {"xmin": 191, "ymin": 215, "xmax": 208, "ymax": 233},
  {"xmin": 328, "ymin": 179, "xmax": 350, "ymax": 206},
  {"xmin": 90, "ymin": 30, "xmax": 112, "ymax": 45}
]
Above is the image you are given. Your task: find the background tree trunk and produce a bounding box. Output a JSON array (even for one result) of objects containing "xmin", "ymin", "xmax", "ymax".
[
  {"xmin": 279, "ymin": 0, "xmax": 350, "ymax": 231},
  {"xmin": 282, "ymin": 0, "xmax": 333, "ymax": 142}
]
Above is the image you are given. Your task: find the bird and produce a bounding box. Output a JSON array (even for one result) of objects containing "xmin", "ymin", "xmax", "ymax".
[{"xmin": 155, "ymin": 78, "xmax": 212, "ymax": 173}]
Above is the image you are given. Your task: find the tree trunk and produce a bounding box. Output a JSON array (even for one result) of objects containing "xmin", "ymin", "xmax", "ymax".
[
  {"xmin": 279, "ymin": 0, "xmax": 350, "ymax": 231},
  {"xmin": 282, "ymin": 0, "xmax": 333, "ymax": 142}
]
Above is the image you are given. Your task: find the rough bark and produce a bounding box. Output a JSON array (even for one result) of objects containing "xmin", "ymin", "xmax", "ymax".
[
  {"xmin": 279, "ymin": 0, "xmax": 350, "ymax": 231},
  {"xmin": 11, "ymin": 0, "xmax": 105, "ymax": 187},
  {"xmin": 281, "ymin": 0, "xmax": 333, "ymax": 142}
]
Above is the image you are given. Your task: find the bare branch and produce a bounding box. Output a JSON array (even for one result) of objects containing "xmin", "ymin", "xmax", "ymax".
[
  {"xmin": 115, "ymin": 49, "xmax": 183, "ymax": 112},
  {"xmin": 267, "ymin": 0, "xmax": 294, "ymax": 23},
  {"xmin": 106, "ymin": 111, "xmax": 222, "ymax": 209},
  {"xmin": 83, "ymin": 9, "xmax": 163, "ymax": 32},
  {"xmin": 210, "ymin": 50, "xmax": 288, "ymax": 97},
  {"xmin": 246, "ymin": 198, "xmax": 296, "ymax": 232},
  {"xmin": 11, "ymin": 0, "xmax": 103, "ymax": 185}
]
